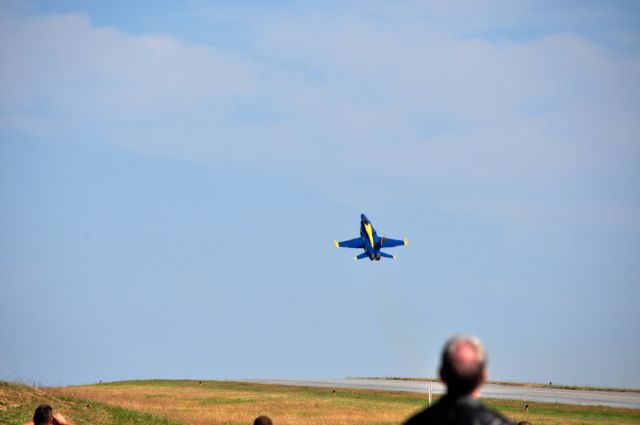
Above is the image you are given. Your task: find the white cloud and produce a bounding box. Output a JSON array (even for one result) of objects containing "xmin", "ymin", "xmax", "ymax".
[
  {"xmin": 0, "ymin": 11, "xmax": 254, "ymax": 147},
  {"xmin": 1, "ymin": 4, "xmax": 639, "ymax": 230}
]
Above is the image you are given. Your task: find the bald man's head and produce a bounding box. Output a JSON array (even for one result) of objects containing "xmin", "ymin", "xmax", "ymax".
[
  {"xmin": 254, "ymin": 416, "xmax": 273, "ymax": 425},
  {"xmin": 440, "ymin": 335, "xmax": 487, "ymax": 395}
]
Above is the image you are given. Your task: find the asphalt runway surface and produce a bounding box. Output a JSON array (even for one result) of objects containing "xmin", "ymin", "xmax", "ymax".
[{"xmin": 246, "ymin": 378, "xmax": 640, "ymax": 409}]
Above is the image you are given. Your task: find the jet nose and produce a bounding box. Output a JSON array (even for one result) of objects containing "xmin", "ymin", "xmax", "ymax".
[{"xmin": 361, "ymin": 213, "xmax": 366, "ymax": 220}]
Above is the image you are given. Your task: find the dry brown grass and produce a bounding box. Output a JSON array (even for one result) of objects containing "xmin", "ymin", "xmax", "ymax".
[
  {"xmin": 46, "ymin": 380, "xmax": 640, "ymax": 425},
  {"xmin": 51, "ymin": 381, "xmax": 417, "ymax": 425},
  {"xmin": 0, "ymin": 381, "xmax": 176, "ymax": 425},
  {"xmin": 3, "ymin": 379, "xmax": 635, "ymax": 425}
]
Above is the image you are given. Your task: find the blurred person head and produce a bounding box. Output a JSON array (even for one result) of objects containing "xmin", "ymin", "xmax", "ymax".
[
  {"xmin": 253, "ymin": 415, "xmax": 273, "ymax": 425},
  {"xmin": 33, "ymin": 405, "xmax": 54, "ymax": 425},
  {"xmin": 439, "ymin": 334, "xmax": 487, "ymax": 397}
]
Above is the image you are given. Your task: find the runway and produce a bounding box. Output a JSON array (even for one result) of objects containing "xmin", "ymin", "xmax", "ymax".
[{"xmin": 245, "ymin": 378, "xmax": 640, "ymax": 409}]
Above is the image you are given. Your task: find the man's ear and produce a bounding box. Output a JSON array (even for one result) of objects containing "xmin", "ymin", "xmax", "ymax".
[{"xmin": 480, "ymin": 369, "xmax": 488, "ymax": 384}]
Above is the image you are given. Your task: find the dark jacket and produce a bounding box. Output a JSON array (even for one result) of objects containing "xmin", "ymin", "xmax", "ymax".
[{"xmin": 404, "ymin": 393, "xmax": 513, "ymax": 425}]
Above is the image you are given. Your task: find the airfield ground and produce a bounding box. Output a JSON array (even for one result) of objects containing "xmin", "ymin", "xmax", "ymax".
[{"xmin": 2, "ymin": 380, "xmax": 639, "ymax": 425}]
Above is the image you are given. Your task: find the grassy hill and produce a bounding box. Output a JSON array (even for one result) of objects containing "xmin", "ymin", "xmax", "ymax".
[
  {"xmin": 1, "ymin": 380, "xmax": 638, "ymax": 425},
  {"xmin": 0, "ymin": 381, "xmax": 179, "ymax": 425}
]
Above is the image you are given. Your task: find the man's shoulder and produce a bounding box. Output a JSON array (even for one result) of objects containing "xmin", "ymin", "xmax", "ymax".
[
  {"xmin": 403, "ymin": 397, "xmax": 512, "ymax": 425},
  {"xmin": 473, "ymin": 405, "xmax": 512, "ymax": 425},
  {"xmin": 403, "ymin": 398, "xmax": 454, "ymax": 424}
]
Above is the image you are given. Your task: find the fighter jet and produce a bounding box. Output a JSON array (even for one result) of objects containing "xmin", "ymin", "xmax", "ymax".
[{"xmin": 334, "ymin": 214, "xmax": 408, "ymax": 261}]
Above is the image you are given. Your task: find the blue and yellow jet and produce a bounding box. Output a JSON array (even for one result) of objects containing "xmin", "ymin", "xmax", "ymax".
[{"xmin": 334, "ymin": 214, "xmax": 408, "ymax": 261}]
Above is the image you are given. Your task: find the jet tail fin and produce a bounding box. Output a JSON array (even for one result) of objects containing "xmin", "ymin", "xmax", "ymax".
[{"xmin": 354, "ymin": 252, "xmax": 370, "ymax": 261}]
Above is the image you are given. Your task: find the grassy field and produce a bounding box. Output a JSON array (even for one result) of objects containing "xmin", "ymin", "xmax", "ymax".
[
  {"xmin": 2, "ymin": 380, "xmax": 639, "ymax": 425},
  {"xmin": 0, "ymin": 381, "xmax": 180, "ymax": 425}
]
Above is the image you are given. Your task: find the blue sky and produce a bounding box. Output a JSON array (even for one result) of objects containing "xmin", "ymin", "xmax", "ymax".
[{"xmin": 1, "ymin": 1, "xmax": 639, "ymax": 388}]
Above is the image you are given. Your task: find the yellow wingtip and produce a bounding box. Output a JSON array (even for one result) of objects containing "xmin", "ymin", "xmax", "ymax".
[
  {"xmin": 334, "ymin": 240, "xmax": 339, "ymax": 248},
  {"xmin": 354, "ymin": 256, "xmax": 358, "ymax": 261},
  {"xmin": 393, "ymin": 255, "xmax": 397, "ymax": 259},
  {"xmin": 404, "ymin": 238, "xmax": 408, "ymax": 246}
]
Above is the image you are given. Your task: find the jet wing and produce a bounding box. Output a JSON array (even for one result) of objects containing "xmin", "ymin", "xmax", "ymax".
[
  {"xmin": 380, "ymin": 237, "xmax": 408, "ymax": 248},
  {"xmin": 334, "ymin": 237, "xmax": 364, "ymax": 249}
]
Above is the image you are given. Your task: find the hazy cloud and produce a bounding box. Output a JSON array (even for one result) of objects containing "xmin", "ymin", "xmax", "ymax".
[{"xmin": 1, "ymin": 3, "xmax": 639, "ymax": 229}]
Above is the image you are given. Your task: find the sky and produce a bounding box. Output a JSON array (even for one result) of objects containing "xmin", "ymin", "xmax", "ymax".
[{"xmin": 1, "ymin": 0, "xmax": 639, "ymax": 389}]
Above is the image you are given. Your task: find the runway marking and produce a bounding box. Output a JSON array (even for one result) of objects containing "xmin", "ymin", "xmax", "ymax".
[
  {"xmin": 245, "ymin": 379, "xmax": 640, "ymax": 409},
  {"xmin": 483, "ymin": 385, "xmax": 638, "ymax": 400}
]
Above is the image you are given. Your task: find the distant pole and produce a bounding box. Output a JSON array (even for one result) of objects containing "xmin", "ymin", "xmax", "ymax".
[{"xmin": 428, "ymin": 383, "xmax": 432, "ymax": 407}]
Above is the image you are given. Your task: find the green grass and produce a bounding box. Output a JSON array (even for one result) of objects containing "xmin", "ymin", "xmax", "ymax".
[
  {"xmin": 0, "ymin": 382, "xmax": 181, "ymax": 425},
  {"xmin": 484, "ymin": 399, "xmax": 640, "ymax": 423},
  {"xmin": 196, "ymin": 396, "xmax": 260, "ymax": 405}
]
